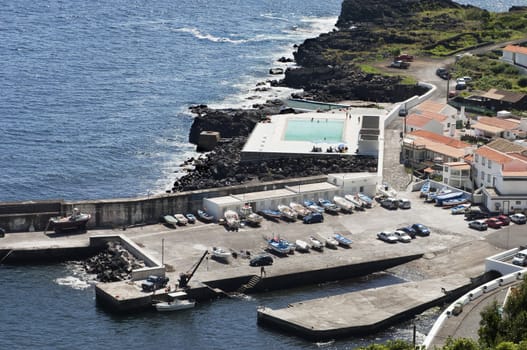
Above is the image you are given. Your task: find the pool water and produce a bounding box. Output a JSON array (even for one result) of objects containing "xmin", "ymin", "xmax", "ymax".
[{"xmin": 284, "ymin": 119, "xmax": 344, "ymax": 143}]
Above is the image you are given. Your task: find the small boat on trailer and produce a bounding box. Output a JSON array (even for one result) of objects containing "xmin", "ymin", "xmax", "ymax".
[
  {"xmin": 419, "ymin": 180, "xmax": 431, "ymax": 198},
  {"xmin": 289, "ymin": 202, "xmax": 311, "ymax": 218},
  {"xmin": 318, "ymin": 198, "xmax": 340, "ymax": 214},
  {"xmin": 303, "ymin": 200, "xmax": 325, "ymax": 214},
  {"xmin": 240, "ymin": 203, "xmax": 263, "ymax": 226},
  {"xmin": 48, "ymin": 208, "xmax": 91, "ymax": 234},
  {"xmin": 211, "ymin": 247, "xmax": 231, "ymax": 260},
  {"xmin": 295, "ymin": 239, "xmax": 311, "ymax": 252},
  {"xmin": 324, "ymin": 235, "xmax": 339, "ymax": 249},
  {"xmin": 224, "ymin": 210, "xmax": 240, "ymax": 231},
  {"xmin": 197, "ymin": 209, "xmax": 214, "ymax": 222},
  {"xmin": 333, "ymin": 196, "xmax": 354, "ymax": 213},
  {"xmin": 357, "ymin": 193, "xmax": 373, "ymax": 208},
  {"xmin": 258, "ymin": 209, "xmax": 282, "ymax": 220},
  {"xmin": 154, "ymin": 291, "xmax": 195, "ymax": 312},
  {"xmin": 267, "ymin": 235, "xmax": 293, "ymax": 255},
  {"xmin": 344, "ymin": 194, "xmax": 365, "ymax": 211},
  {"xmin": 334, "ymin": 233, "xmax": 353, "ymax": 247},
  {"xmin": 174, "ymin": 213, "xmax": 188, "ymax": 225},
  {"xmin": 162, "ymin": 215, "xmax": 178, "ymax": 228},
  {"xmin": 277, "ymin": 204, "xmax": 297, "ymax": 221},
  {"xmin": 309, "ymin": 236, "xmax": 324, "ymax": 251}
]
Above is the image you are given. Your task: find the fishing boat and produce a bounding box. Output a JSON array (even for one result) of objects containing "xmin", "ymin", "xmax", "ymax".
[
  {"xmin": 309, "ymin": 236, "xmax": 324, "ymax": 251},
  {"xmin": 357, "ymin": 193, "xmax": 373, "ymax": 208},
  {"xmin": 224, "ymin": 210, "xmax": 240, "ymax": 231},
  {"xmin": 344, "ymin": 194, "xmax": 365, "ymax": 211},
  {"xmin": 239, "ymin": 203, "xmax": 263, "ymax": 226},
  {"xmin": 277, "ymin": 204, "xmax": 297, "ymax": 221},
  {"xmin": 435, "ymin": 192, "xmax": 464, "ymax": 206},
  {"xmin": 48, "ymin": 208, "xmax": 91, "ymax": 233},
  {"xmin": 154, "ymin": 291, "xmax": 195, "ymax": 312},
  {"xmin": 377, "ymin": 183, "xmax": 397, "ymax": 198},
  {"xmin": 334, "ymin": 233, "xmax": 353, "ymax": 247},
  {"xmin": 267, "ymin": 235, "xmax": 293, "ymax": 255},
  {"xmin": 451, "ymin": 203, "xmax": 471, "ymax": 215},
  {"xmin": 197, "ymin": 209, "xmax": 214, "ymax": 222},
  {"xmin": 257, "ymin": 209, "xmax": 282, "ymax": 220},
  {"xmin": 419, "ymin": 180, "xmax": 431, "ymax": 198},
  {"xmin": 174, "ymin": 213, "xmax": 188, "ymax": 225},
  {"xmin": 185, "ymin": 213, "xmax": 197, "ymax": 224},
  {"xmin": 303, "ymin": 200, "xmax": 325, "ymax": 214},
  {"xmin": 289, "ymin": 202, "xmax": 311, "ymax": 218},
  {"xmin": 324, "ymin": 235, "xmax": 339, "ymax": 249},
  {"xmin": 211, "ymin": 247, "xmax": 231, "ymax": 260},
  {"xmin": 318, "ymin": 198, "xmax": 340, "ymax": 214},
  {"xmin": 441, "ymin": 196, "xmax": 469, "ymax": 208},
  {"xmin": 333, "ymin": 195, "xmax": 354, "ymax": 213},
  {"xmin": 295, "ymin": 239, "xmax": 311, "ymax": 252},
  {"xmin": 162, "ymin": 215, "xmax": 178, "ymax": 228}
]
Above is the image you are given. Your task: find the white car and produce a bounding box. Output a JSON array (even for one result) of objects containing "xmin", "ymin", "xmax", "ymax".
[
  {"xmin": 377, "ymin": 231, "xmax": 399, "ymax": 243},
  {"xmin": 510, "ymin": 213, "xmax": 526, "ymax": 224},
  {"xmin": 394, "ymin": 230, "xmax": 412, "ymax": 243}
]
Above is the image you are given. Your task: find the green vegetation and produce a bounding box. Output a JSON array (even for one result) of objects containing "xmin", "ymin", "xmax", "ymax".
[{"xmin": 452, "ymin": 55, "xmax": 527, "ymax": 93}]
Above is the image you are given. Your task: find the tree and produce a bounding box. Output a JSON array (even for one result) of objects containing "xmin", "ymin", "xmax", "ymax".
[{"xmin": 479, "ymin": 300, "xmax": 504, "ymax": 347}]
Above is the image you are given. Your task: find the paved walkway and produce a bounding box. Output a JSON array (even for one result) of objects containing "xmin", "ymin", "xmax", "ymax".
[{"xmin": 382, "ymin": 116, "xmax": 411, "ymax": 191}]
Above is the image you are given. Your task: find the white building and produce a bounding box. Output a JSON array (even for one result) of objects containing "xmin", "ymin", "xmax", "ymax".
[
  {"xmin": 472, "ymin": 138, "xmax": 527, "ymax": 214},
  {"xmin": 442, "ymin": 162, "xmax": 472, "ymax": 191},
  {"xmin": 502, "ymin": 45, "xmax": 527, "ymax": 69}
]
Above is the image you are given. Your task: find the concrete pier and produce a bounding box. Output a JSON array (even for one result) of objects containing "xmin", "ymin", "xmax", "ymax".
[{"xmin": 257, "ymin": 275, "xmax": 472, "ymax": 341}]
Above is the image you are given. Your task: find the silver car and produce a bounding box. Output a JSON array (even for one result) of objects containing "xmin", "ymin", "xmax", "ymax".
[{"xmin": 394, "ymin": 230, "xmax": 412, "ymax": 243}]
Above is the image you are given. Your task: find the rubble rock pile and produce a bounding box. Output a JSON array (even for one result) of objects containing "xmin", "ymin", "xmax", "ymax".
[{"xmin": 84, "ymin": 242, "xmax": 145, "ymax": 282}]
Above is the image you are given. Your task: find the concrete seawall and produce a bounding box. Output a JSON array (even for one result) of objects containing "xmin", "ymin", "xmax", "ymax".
[{"xmin": 0, "ymin": 175, "xmax": 327, "ymax": 233}]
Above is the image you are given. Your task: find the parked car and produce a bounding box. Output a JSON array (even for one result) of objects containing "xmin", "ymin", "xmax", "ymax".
[
  {"xmin": 395, "ymin": 54, "xmax": 414, "ymax": 62},
  {"xmin": 436, "ymin": 67, "xmax": 450, "ymax": 80},
  {"xmin": 249, "ymin": 254, "xmax": 273, "ymax": 267},
  {"xmin": 398, "ymin": 198, "xmax": 411, "ymax": 209},
  {"xmin": 512, "ymin": 249, "xmax": 527, "ymax": 266},
  {"xmin": 455, "ymin": 82, "xmax": 467, "ymax": 90},
  {"xmin": 380, "ymin": 197, "xmax": 399, "ymax": 210},
  {"xmin": 469, "ymin": 220, "xmax": 488, "ymax": 231},
  {"xmin": 377, "ymin": 231, "xmax": 399, "ymax": 243},
  {"xmin": 303, "ymin": 212, "xmax": 324, "ymax": 224},
  {"xmin": 411, "ymin": 223, "xmax": 430, "ymax": 236},
  {"xmin": 465, "ymin": 208, "xmax": 489, "ymax": 221},
  {"xmin": 390, "ymin": 60, "xmax": 410, "ymax": 69},
  {"xmin": 485, "ymin": 217, "xmax": 503, "ymax": 229},
  {"xmin": 394, "ymin": 230, "xmax": 412, "ymax": 243},
  {"xmin": 141, "ymin": 275, "xmax": 169, "ymax": 292},
  {"xmin": 397, "ymin": 226, "xmax": 416, "ymax": 239},
  {"xmin": 496, "ymin": 215, "xmax": 510, "ymax": 226},
  {"xmin": 510, "ymin": 213, "xmax": 527, "ymax": 224}
]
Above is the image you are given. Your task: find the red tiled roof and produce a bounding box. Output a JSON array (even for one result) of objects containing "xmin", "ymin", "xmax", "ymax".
[
  {"xmin": 408, "ymin": 129, "xmax": 469, "ymax": 149},
  {"xmin": 503, "ymin": 45, "xmax": 527, "ymax": 55},
  {"xmin": 405, "ymin": 114, "xmax": 435, "ymax": 128},
  {"xmin": 417, "ymin": 100, "xmax": 448, "ymax": 114},
  {"xmin": 419, "ymin": 110, "xmax": 448, "ymax": 122},
  {"xmin": 475, "ymin": 146, "xmax": 513, "ymax": 165},
  {"xmin": 476, "ymin": 116, "xmax": 520, "ymax": 130}
]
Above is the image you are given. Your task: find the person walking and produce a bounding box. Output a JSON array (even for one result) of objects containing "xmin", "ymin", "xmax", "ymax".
[{"xmin": 260, "ymin": 266, "xmax": 266, "ymax": 278}]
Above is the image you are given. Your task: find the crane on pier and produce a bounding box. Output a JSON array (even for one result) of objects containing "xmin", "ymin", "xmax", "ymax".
[{"xmin": 178, "ymin": 250, "xmax": 209, "ymax": 289}]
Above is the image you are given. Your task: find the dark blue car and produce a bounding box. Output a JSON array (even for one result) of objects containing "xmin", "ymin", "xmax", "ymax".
[
  {"xmin": 303, "ymin": 212, "xmax": 324, "ymax": 224},
  {"xmin": 411, "ymin": 223, "xmax": 430, "ymax": 236}
]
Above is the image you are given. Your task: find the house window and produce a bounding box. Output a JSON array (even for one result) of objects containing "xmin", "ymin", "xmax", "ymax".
[
  {"xmin": 488, "ymin": 160, "xmax": 492, "ymax": 169},
  {"xmin": 359, "ymin": 186, "xmax": 364, "ymax": 193},
  {"xmin": 487, "ymin": 174, "xmax": 491, "ymax": 183},
  {"xmin": 475, "ymin": 154, "xmax": 479, "ymax": 163},
  {"xmin": 516, "ymin": 201, "xmax": 522, "ymax": 205},
  {"xmin": 473, "ymin": 169, "xmax": 478, "ymax": 178},
  {"xmin": 481, "ymin": 171, "xmax": 485, "ymax": 180},
  {"xmin": 482, "ymin": 157, "xmax": 485, "ymax": 166}
]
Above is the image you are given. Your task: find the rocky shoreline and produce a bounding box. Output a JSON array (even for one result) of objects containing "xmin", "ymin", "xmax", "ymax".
[{"xmin": 167, "ymin": 0, "xmax": 505, "ymax": 193}]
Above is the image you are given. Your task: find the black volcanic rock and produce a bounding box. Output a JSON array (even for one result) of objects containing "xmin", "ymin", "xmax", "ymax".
[{"xmin": 336, "ymin": 0, "xmax": 468, "ymax": 29}]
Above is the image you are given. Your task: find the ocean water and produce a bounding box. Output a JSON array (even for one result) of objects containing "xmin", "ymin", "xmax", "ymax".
[{"xmin": 0, "ymin": 0, "xmax": 522, "ymax": 349}]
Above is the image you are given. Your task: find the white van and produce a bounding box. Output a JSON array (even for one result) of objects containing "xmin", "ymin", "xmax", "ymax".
[{"xmin": 512, "ymin": 249, "xmax": 527, "ymax": 266}]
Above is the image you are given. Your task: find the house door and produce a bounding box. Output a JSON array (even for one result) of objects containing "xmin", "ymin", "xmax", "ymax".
[{"xmin": 503, "ymin": 201, "xmax": 510, "ymax": 214}]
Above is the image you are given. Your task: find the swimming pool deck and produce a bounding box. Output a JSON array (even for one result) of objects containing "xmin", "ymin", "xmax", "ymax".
[{"xmin": 242, "ymin": 108, "xmax": 386, "ymax": 157}]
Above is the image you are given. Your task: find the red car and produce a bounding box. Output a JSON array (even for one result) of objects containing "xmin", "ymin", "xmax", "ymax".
[
  {"xmin": 486, "ymin": 217, "xmax": 504, "ymax": 229},
  {"xmin": 497, "ymin": 215, "xmax": 510, "ymax": 226},
  {"xmin": 396, "ymin": 54, "xmax": 414, "ymax": 62}
]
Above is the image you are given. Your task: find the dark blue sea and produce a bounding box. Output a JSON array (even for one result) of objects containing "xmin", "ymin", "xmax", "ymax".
[{"xmin": 0, "ymin": 0, "xmax": 521, "ymax": 349}]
